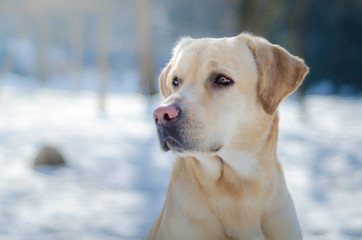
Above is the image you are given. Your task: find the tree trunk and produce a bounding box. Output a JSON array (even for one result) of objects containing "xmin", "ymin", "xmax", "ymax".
[
  {"xmin": 71, "ymin": 0, "xmax": 84, "ymax": 91},
  {"xmin": 135, "ymin": 0, "xmax": 156, "ymax": 95},
  {"xmin": 35, "ymin": 13, "xmax": 49, "ymax": 82},
  {"xmin": 240, "ymin": 0, "xmax": 285, "ymax": 35},
  {"xmin": 286, "ymin": 0, "xmax": 312, "ymax": 121},
  {"xmin": 97, "ymin": 0, "xmax": 112, "ymax": 112}
]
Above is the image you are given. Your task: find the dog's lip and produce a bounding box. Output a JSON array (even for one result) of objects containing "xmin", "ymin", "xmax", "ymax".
[
  {"xmin": 161, "ymin": 137, "xmax": 182, "ymax": 151},
  {"xmin": 210, "ymin": 144, "xmax": 223, "ymax": 153},
  {"xmin": 164, "ymin": 137, "xmax": 181, "ymax": 147}
]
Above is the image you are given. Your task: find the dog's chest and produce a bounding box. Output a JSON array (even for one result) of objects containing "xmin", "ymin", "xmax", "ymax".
[{"xmin": 207, "ymin": 194, "xmax": 266, "ymax": 239}]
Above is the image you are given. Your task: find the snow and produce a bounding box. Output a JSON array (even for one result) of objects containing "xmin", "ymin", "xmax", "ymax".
[
  {"xmin": 0, "ymin": 73, "xmax": 361, "ymax": 240},
  {"xmin": 279, "ymin": 97, "xmax": 362, "ymax": 240}
]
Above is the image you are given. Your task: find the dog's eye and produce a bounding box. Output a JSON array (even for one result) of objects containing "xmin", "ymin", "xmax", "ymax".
[
  {"xmin": 172, "ymin": 77, "xmax": 180, "ymax": 87},
  {"xmin": 214, "ymin": 75, "xmax": 233, "ymax": 86}
]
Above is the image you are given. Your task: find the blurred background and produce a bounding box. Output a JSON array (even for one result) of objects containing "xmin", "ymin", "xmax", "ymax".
[
  {"xmin": 1, "ymin": 0, "xmax": 361, "ymax": 98},
  {"xmin": 0, "ymin": 0, "xmax": 361, "ymax": 240}
]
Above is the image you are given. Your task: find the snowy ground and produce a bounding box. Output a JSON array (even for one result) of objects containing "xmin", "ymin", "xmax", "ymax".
[{"xmin": 0, "ymin": 73, "xmax": 361, "ymax": 240}]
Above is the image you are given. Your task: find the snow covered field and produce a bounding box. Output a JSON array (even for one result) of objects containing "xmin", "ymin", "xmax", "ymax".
[{"xmin": 0, "ymin": 74, "xmax": 361, "ymax": 240}]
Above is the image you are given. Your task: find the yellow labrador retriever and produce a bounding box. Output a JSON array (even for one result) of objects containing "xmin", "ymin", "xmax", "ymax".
[{"xmin": 145, "ymin": 33, "xmax": 309, "ymax": 240}]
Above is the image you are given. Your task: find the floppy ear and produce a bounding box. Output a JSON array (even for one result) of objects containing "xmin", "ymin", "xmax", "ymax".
[
  {"xmin": 158, "ymin": 62, "xmax": 172, "ymax": 97},
  {"xmin": 247, "ymin": 37, "xmax": 309, "ymax": 115}
]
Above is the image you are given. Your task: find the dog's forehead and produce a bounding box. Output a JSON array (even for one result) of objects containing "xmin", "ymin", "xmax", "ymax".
[
  {"xmin": 175, "ymin": 38, "xmax": 235, "ymax": 64},
  {"xmin": 172, "ymin": 39, "xmax": 210, "ymax": 74},
  {"xmin": 172, "ymin": 37, "xmax": 256, "ymax": 81}
]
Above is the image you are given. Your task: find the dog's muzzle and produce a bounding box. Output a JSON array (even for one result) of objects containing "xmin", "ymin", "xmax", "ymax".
[
  {"xmin": 153, "ymin": 104, "xmax": 186, "ymax": 152},
  {"xmin": 153, "ymin": 103, "xmax": 223, "ymax": 153}
]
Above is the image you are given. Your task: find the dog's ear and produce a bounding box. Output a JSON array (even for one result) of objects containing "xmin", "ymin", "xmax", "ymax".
[
  {"xmin": 246, "ymin": 36, "xmax": 309, "ymax": 115},
  {"xmin": 159, "ymin": 62, "xmax": 172, "ymax": 97}
]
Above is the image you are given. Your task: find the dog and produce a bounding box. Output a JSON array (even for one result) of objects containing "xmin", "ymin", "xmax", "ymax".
[{"xmin": 145, "ymin": 33, "xmax": 309, "ymax": 240}]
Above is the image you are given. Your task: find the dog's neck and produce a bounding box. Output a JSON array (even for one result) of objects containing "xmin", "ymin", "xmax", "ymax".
[{"xmin": 181, "ymin": 113, "xmax": 280, "ymax": 197}]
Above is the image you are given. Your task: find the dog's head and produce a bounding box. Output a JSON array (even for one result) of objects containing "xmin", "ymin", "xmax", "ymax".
[{"xmin": 153, "ymin": 33, "xmax": 309, "ymax": 155}]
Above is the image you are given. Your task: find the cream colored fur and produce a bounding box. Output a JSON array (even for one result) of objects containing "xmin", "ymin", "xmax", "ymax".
[{"xmin": 145, "ymin": 33, "xmax": 309, "ymax": 240}]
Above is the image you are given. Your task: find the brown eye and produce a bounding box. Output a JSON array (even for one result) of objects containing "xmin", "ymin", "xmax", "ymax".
[
  {"xmin": 214, "ymin": 75, "xmax": 233, "ymax": 86},
  {"xmin": 172, "ymin": 77, "xmax": 180, "ymax": 87}
]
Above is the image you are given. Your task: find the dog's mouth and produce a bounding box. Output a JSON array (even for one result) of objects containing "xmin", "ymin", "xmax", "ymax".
[
  {"xmin": 161, "ymin": 137, "xmax": 183, "ymax": 152},
  {"xmin": 155, "ymin": 115, "xmax": 222, "ymax": 154},
  {"xmin": 209, "ymin": 144, "xmax": 223, "ymax": 153},
  {"xmin": 156, "ymin": 120, "xmax": 187, "ymax": 152},
  {"xmin": 159, "ymin": 134, "xmax": 223, "ymax": 154}
]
